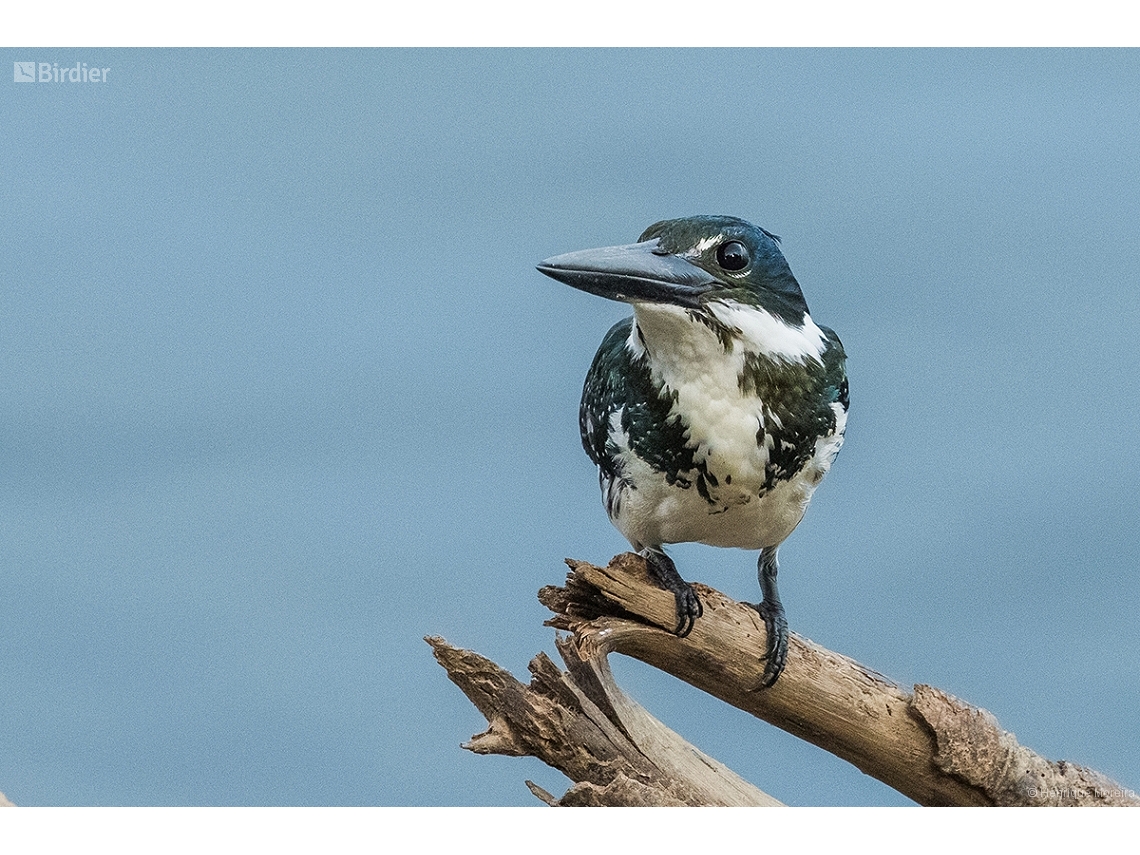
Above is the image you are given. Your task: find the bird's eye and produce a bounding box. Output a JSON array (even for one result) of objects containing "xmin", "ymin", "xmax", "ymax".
[{"xmin": 716, "ymin": 240, "xmax": 750, "ymax": 272}]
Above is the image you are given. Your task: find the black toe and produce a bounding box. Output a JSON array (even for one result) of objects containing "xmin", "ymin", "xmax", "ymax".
[
  {"xmin": 642, "ymin": 549, "xmax": 703, "ymax": 637},
  {"xmin": 672, "ymin": 585, "xmax": 703, "ymax": 638},
  {"xmin": 752, "ymin": 599, "xmax": 788, "ymax": 688}
]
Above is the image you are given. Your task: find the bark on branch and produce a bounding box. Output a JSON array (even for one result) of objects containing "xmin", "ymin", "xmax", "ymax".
[{"xmin": 432, "ymin": 553, "xmax": 1138, "ymax": 807}]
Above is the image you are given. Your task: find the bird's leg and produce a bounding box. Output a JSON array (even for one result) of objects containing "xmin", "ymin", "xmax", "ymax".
[
  {"xmin": 640, "ymin": 547, "xmax": 703, "ymax": 638},
  {"xmin": 752, "ymin": 546, "xmax": 789, "ymax": 688}
]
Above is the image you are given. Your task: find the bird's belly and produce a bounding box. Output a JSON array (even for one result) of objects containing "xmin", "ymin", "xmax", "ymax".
[{"xmin": 610, "ymin": 459, "xmax": 820, "ymax": 552}]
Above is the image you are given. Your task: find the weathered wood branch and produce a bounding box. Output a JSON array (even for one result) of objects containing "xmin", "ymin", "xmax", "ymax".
[
  {"xmin": 433, "ymin": 553, "xmax": 1139, "ymax": 806},
  {"xmin": 427, "ymin": 633, "xmax": 781, "ymax": 805},
  {"xmin": 540, "ymin": 553, "xmax": 1139, "ymax": 806}
]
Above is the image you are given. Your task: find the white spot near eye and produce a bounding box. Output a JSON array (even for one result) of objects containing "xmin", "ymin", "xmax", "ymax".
[{"xmin": 690, "ymin": 234, "xmax": 724, "ymax": 256}]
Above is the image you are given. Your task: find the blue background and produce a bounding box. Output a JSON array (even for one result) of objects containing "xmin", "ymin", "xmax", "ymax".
[{"xmin": 2, "ymin": 49, "xmax": 1137, "ymax": 806}]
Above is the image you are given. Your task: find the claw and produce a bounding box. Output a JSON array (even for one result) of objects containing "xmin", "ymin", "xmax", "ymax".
[
  {"xmin": 641, "ymin": 548, "xmax": 703, "ymax": 638},
  {"xmin": 753, "ymin": 599, "xmax": 788, "ymax": 688},
  {"xmin": 672, "ymin": 584, "xmax": 703, "ymax": 638}
]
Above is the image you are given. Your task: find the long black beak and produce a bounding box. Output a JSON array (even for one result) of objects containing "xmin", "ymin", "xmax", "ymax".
[{"xmin": 537, "ymin": 239, "xmax": 718, "ymax": 309}]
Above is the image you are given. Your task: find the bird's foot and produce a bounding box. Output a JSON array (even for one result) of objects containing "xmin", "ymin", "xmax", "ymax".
[
  {"xmin": 667, "ymin": 584, "xmax": 703, "ymax": 638},
  {"xmin": 750, "ymin": 599, "xmax": 788, "ymax": 689},
  {"xmin": 641, "ymin": 549, "xmax": 703, "ymax": 638}
]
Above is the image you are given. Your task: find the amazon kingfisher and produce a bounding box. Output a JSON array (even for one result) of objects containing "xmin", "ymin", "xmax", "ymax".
[{"xmin": 537, "ymin": 215, "xmax": 848, "ymax": 688}]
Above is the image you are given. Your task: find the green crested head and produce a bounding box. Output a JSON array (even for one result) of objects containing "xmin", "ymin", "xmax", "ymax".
[{"xmin": 637, "ymin": 215, "xmax": 808, "ymax": 321}]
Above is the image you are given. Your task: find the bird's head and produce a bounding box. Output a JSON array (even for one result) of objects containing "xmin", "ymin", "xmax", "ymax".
[{"xmin": 537, "ymin": 215, "xmax": 809, "ymax": 323}]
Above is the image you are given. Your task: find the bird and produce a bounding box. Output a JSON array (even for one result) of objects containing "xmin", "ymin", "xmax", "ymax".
[{"xmin": 537, "ymin": 215, "xmax": 848, "ymax": 688}]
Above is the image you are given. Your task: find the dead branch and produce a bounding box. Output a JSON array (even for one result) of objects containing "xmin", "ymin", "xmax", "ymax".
[
  {"xmin": 432, "ymin": 553, "xmax": 1139, "ymax": 806},
  {"xmin": 538, "ymin": 553, "xmax": 1139, "ymax": 806},
  {"xmin": 427, "ymin": 634, "xmax": 781, "ymax": 805}
]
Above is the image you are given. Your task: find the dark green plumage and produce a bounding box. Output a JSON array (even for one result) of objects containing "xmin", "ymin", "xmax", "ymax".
[
  {"xmin": 580, "ymin": 317, "xmax": 700, "ymax": 492},
  {"xmin": 738, "ymin": 331, "xmax": 849, "ymax": 492}
]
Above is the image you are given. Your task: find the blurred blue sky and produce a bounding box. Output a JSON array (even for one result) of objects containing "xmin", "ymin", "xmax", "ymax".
[{"xmin": 1, "ymin": 49, "xmax": 1138, "ymax": 806}]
